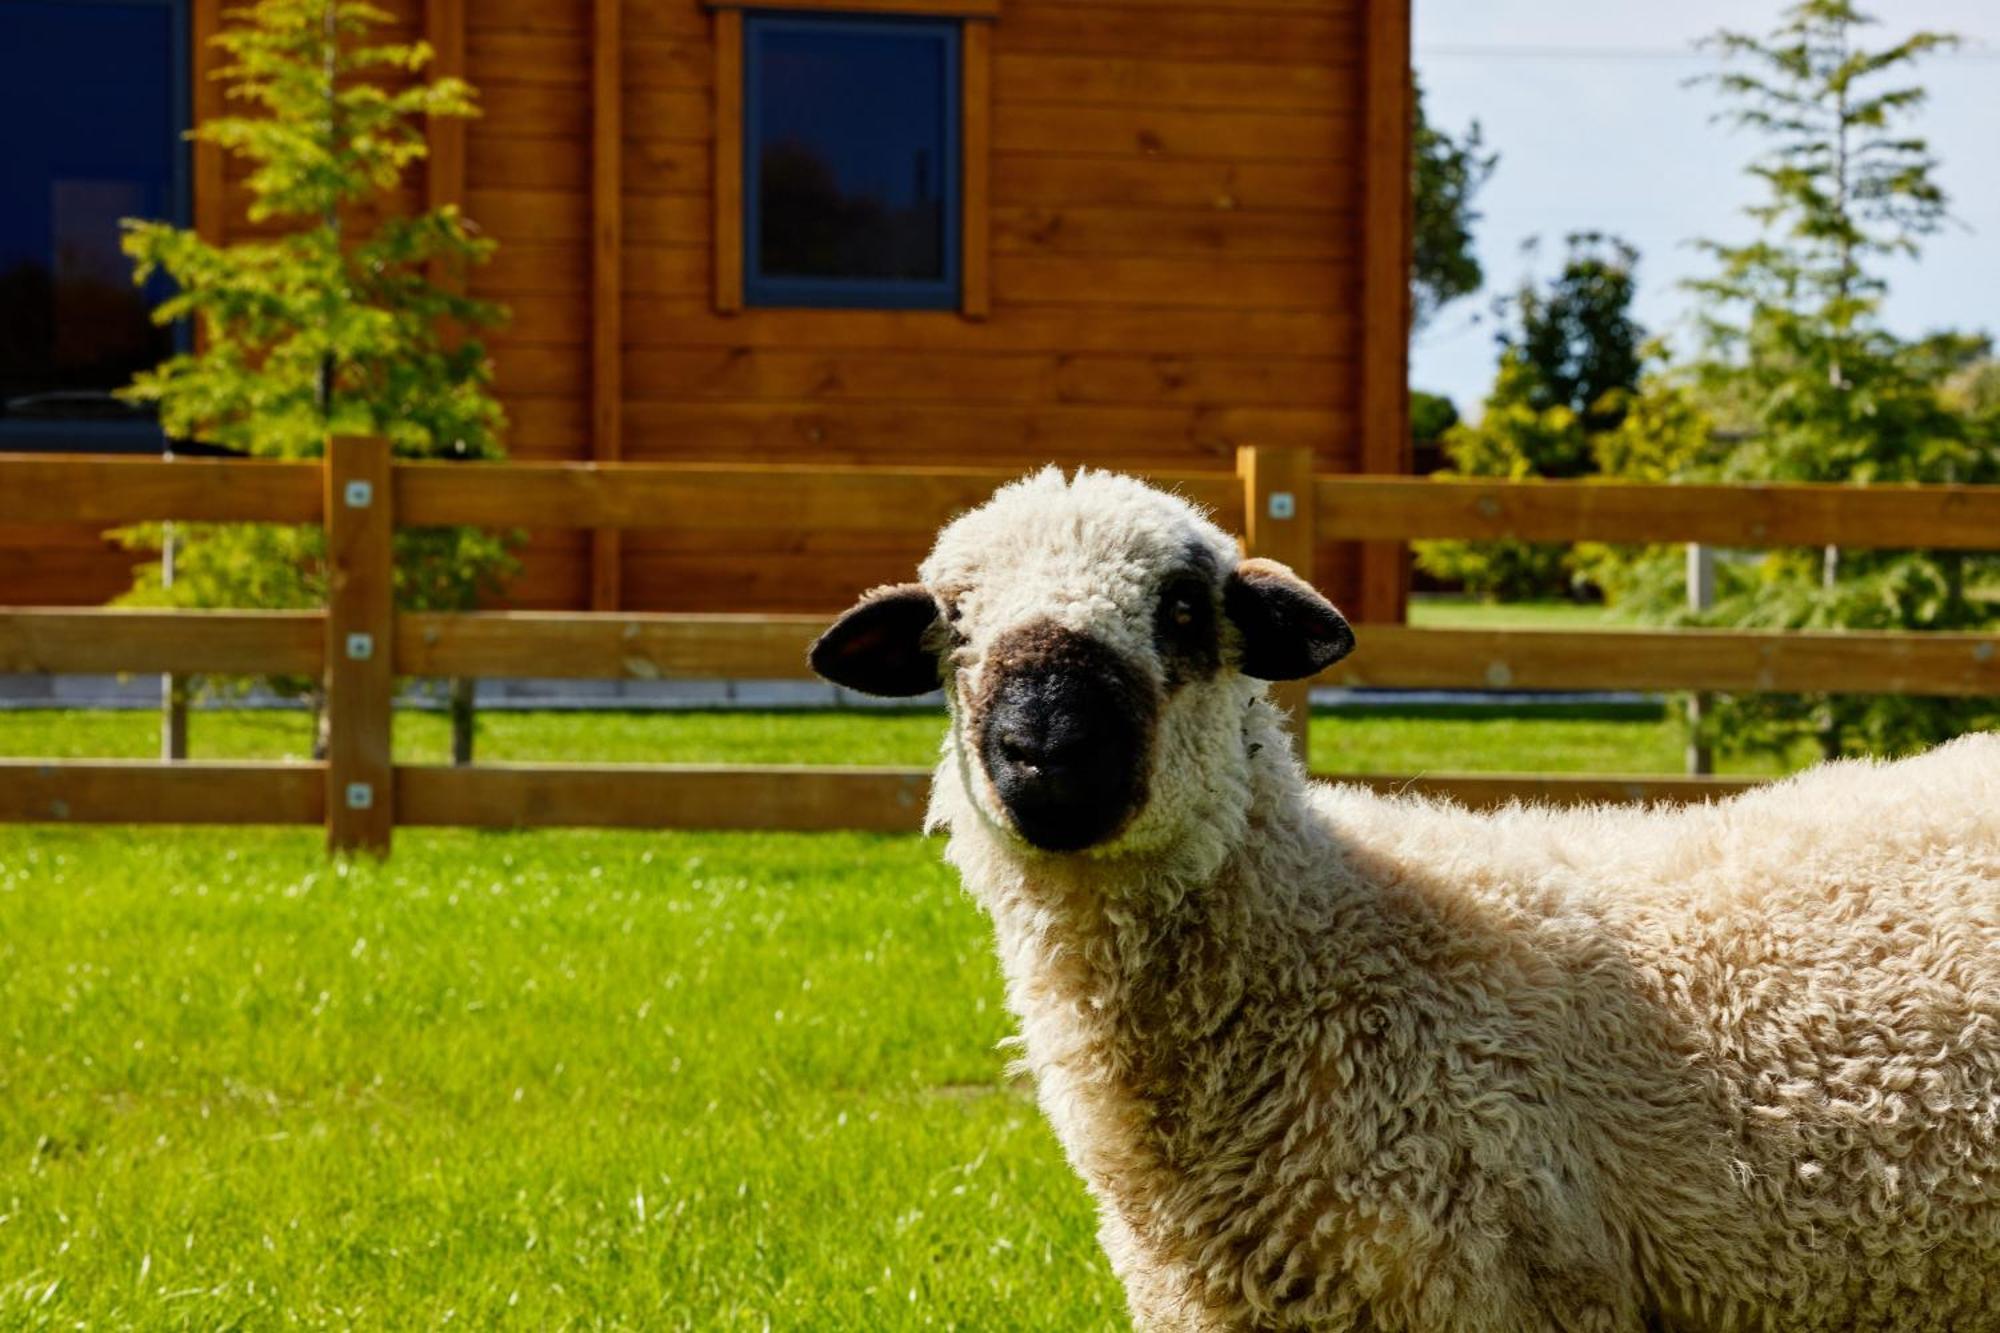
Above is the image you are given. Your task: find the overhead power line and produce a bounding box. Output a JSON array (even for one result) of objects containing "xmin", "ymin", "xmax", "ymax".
[{"xmin": 1417, "ymin": 43, "xmax": 1998, "ymax": 62}]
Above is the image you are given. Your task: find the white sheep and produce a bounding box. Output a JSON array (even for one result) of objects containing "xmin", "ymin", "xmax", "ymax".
[{"xmin": 809, "ymin": 467, "xmax": 2000, "ymax": 1332}]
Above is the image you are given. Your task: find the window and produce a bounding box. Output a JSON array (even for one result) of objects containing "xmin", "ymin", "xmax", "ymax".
[
  {"xmin": 742, "ymin": 13, "xmax": 961, "ymax": 310},
  {"xmin": 0, "ymin": 0, "xmax": 188, "ymax": 449}
]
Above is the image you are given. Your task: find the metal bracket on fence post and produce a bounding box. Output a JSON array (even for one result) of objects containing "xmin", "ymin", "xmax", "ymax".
[{"xmin": 325, "ymin": 436, "xmax": 395, "ymax": 857}]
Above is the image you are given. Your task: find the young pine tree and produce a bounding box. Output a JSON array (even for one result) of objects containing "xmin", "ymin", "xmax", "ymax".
[
  {"xmin": 119, "ymin": 0, "xmax": 512, "ymax": 719},
  {"xmin": 1603, "ymin": 1, "xmax": 1998, "ymax": 760}
]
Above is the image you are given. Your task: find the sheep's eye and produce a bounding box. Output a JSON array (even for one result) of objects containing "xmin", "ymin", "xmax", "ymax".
[
  {"xmin": 1154, "ymin": 575, "xmax": 1219, "ymax": 684},
  {"xmin": 1154, "ymin": 577, "xmax": 1210, "ymax": 641}
]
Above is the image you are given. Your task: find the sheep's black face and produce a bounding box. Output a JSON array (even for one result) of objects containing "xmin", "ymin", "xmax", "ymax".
[
  {"xmin": 977, "ymin": 621, "xmax": 1155, "ymax": 852},
  {"xmin": 808, "ymin": 468, "xmax": 1358, "ymax": 857}
]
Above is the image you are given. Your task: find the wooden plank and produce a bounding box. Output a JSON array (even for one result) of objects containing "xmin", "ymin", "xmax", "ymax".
[
  {"xmin": 469, "ymin": 0, "xmax": 585, "ymax": 31},
  {"xmin": 545, "ymin": 190, "xmax": 1354, "ymax": 262},
  {"xmin": 993, "ymin": 5, "xmax": 1357, "ymax": 64},
  {"xmin": 705, "ymin": 0, "xmax": 997, "ymax": 13},
  {"xmin": 1314, "ymin": 477, "xmax": 2000, "ymax": 551},
  {"xmin": 397, "ymin": 765, "xmax": 1758, "ymax": 832},
  {"xmin": 324, "ymin": 438, "xmax": 395, "ymax": 856},
  {"xmin": 614, "ymin": 401, "xmax": 1349, "ymax": 464},
  {"xmin": 993, "ymin": 106, "xmax": 1349, "ymax": 162},
  {"xmin": 961, "ymin": 20, "xmax": 992, "ymax": 320},
  {"xmin": 992, "ymin": 206, "xmax": 1356, "ymax": 260},
  {"xmin": 996, "ymin": 52, "xmax": 1358, "ymax": 114},
  {"xmin": 397, "ymin": 763, "xmax": 933, "ymax": 831},
  {"xmin": 0, "ymin": 761, "xmax": 323, "ymax": 825},
  {"xmin": 626, "ymin": 37, "xmax": 712, "ymax": 88},
  {"xmin": 994, "ymin": 155, "xmax": 1351, "ymax": 213},
  {"xmin": 1238, "ymin": 445, "xmax": 1317, "ymax": 755},
  {"xmin": 625, "ymin": 140, "xmax": 712, "ymax": 195},
  {"xmin": 0, "ymin": 610, "xmax": 323, "ymax": 676},
  {"xmin": 0, "ymin": 456, "xmax": 322, "ymax": 524},
  {"xmin": 192, "ymin": 0, "xmax": 226, "ymax": 247},
  {"xmin": 620, "ymin": 303, "xmax": 1360, "ymax": 357},
  {"xmin": 712, "ymin": 8, "xmax": 744, "ymax": 313},
  {"xmin": 591, "ymin": 0, "xmax": 625, "ymax": 611},
  {"xmin": 1012, "ymin": 0, "xmax": 1361, "ymax": 11},
  {"xmin": 396, "ymin": 461, "xmax": 1246, "ymax": 532},
  {"xmin": 468, "ymin": 31, "xmax": 590, "ymax": 84},
  {"xmin": 618, "ymin": 348, "xmax": 1349, "ymax": 409},
  {"xmin": 1357, "ymin": 0, "xmax": 1413, "ymax": 625},
  {"xmin": 990, "ymin": 255, "xmax": 1344, "ymax": 310},
  {"xmin": 1324, "ymin": 771, "xmax": 1762, "ymax": 810},
  {"xmin": 397, "ymin": 611, "xmax": 823, "ymax": 678},
  {"xmin": 617, "ymin": 549, "xmax": 934, "ymax": 614},
  {"xmin": 1323, "ymin": 625, "xmax": 2000, "ymax": 698}
]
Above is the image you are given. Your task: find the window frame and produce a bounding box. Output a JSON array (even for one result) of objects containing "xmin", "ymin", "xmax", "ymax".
[
  {"xmin": 711, "ymin": 0, "xmax": 992, "ymax": 319},
  {"xmin": 740, "ymin": 11, "xmax": 962, "ymax": 312},
  {"xmin": 0, "ymin": 0, "xmax": 192, "ymax": 453}
]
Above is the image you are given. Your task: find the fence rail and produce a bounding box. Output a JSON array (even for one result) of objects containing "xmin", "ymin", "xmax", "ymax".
[
  {"xmin": 3, "ymin": 444, "xmax": 1996, "ymax": 854},
  {"xmin": 8, "ymin": 608, "xmax": 1999, "ymax": 700}
]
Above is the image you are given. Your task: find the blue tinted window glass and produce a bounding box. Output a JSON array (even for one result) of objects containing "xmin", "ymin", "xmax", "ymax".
[
  {"xmin": 0, "ymin": 1, "xmax": 184, "ymax": 419},
  {"xmin": 745, "ymin": 14, "xmax": 959, "ymax": 309}
]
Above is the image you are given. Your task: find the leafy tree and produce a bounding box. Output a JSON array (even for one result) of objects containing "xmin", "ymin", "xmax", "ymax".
[
  {"xmin": 1600, "ymin": 1, "xmax": 1997, "ymax": 759},
  {"xmin": 1501, "ymin": 232, "xmax": 1643, "ymax": 435},
  {"xmin": 1415, "ymin": 235, "xmax": 1644, "ymax": 600},
  {"xmin": 1413, "ymin": 354, "xmax": 1589, "ymax": 599},
  {"xmin": 118, "ymin": 0, "xmax": 512, "ymax": 734},
  {"xmin": 1412, "ymin": 80, "xmax": 1497, "ymax": 335},
  {"xmin": 1409, "ymin": 389, "xmax": 1460, "ymax": 448}
]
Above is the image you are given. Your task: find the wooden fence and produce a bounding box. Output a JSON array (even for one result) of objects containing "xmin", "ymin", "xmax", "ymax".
[{"xmin": 3, "ymin": 442, "xmax": 1998, "ymax": 854}]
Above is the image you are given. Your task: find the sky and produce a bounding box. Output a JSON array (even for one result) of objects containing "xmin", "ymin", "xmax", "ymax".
[{"xmin": 1410, "ymin": 0, "xmax": 2000, "ymax": 411}]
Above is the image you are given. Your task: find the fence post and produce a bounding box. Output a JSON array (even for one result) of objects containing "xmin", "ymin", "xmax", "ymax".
[
  {"xmin": 325, "ymin": 436, "xmax": 395, "ymax": 856},
  {"xmin": 1685, "ymin": 542, "xmax": 1715, "ymax": 776},
  {"xmin": 160, "ymin": 521, "xmax": 187, "ymax": 760},
  {"xmin": 1237, "ymin": 444, "xmax": 1317, "ymax": 764}
]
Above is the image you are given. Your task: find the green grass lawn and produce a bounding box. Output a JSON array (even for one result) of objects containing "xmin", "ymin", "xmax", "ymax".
[
  {"xmin": 1406, "ymin": 594, "xmax": 1620, "ymax": 630},
  {"xmin": 0, "ymin": 825, "xmax": 1118, "ymax": 1328},
  {"xmin": 0, "ymin": 690, "xmax": 1809, "ymax": 1327}
]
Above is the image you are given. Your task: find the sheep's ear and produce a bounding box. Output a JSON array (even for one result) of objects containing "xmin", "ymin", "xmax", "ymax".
[
  {"xmin": 1223, "ymin": 557, "xmax": 1355, "ymax": 681},
  {"xmin": 809, "ymin": 583, "xmax": 942, "ymax": 697}
]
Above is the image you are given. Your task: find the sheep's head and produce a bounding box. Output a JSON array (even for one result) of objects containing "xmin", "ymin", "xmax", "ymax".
[{"xmin": 809, "ymin": 469, "xmax": 1353, "ymax": 856}]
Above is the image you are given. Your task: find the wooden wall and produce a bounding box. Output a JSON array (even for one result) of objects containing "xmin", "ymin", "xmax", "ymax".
[{"xmin": 8, "ymin": 0, "xmax": 1409, "ymax": 620}]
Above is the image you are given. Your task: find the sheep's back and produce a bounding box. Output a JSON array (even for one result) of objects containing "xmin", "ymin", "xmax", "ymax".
[{"xmin": 1310, "ymin": 732, "xmax": 2000, "ymax": 1329}]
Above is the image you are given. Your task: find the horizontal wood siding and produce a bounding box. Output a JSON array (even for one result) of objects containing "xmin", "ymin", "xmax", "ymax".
[
  {"xmin": 7, "ymin": 0, "xmax": 1371, "ymax": 615},
  {"xmin": 466, "ymin": 0, "xmax": 595, "ymax": 608},
  {"xmin": 603, "ymin": 0, "xmax": 1367, "ymax": 612}
]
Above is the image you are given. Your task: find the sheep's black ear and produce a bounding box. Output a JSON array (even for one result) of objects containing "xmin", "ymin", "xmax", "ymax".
[
  {"xmin": 1223, "ymin": 558, "xmax": 1355, "ymax": 681},
  {"xmin": 809, "ymin": 583, "xmax": 942, "ymax": 697}
]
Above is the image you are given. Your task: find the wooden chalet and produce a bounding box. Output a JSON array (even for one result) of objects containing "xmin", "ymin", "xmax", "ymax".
[{"xmin": 0, "ymin": 0, "xmax": 1413, "ymax": 621}]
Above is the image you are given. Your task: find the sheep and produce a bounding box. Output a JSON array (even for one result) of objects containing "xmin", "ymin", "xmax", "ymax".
[{"xmin": 808, "ymin": 466, "xmax": 2000, "ymax": 1332}]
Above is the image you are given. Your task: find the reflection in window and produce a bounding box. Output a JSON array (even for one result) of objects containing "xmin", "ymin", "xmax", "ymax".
[
  {"xmin": 745, "ymin": 14, "xmax": 959, "ymax": 309},
  {"xmin": 0, "ymin": 0, "xmax": 182, "ymax": 426}
]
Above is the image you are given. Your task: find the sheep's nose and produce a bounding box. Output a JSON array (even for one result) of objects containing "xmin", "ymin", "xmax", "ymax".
[
  {"xmin": 993, "ymin": 721, "xmax": 1094, "ymax": 781},
  {"xmin": 976, "ymin": 624, "xmax": 1154, "ymax": 853}
]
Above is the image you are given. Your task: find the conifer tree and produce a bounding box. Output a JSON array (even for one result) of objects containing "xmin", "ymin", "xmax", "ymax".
[
  {"xmin": 1604, "ymin": 1, "xmax": 1997, "ymax": 758},
  {"xmin": 118, "ymin": 0, "xmax": 511, "ymax": 730}
]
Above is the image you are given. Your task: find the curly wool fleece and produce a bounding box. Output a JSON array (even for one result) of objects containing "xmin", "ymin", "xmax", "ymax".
[{"xmin": 920, "ymin": 469, "xmax": 2000, "ymax": 1332}]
